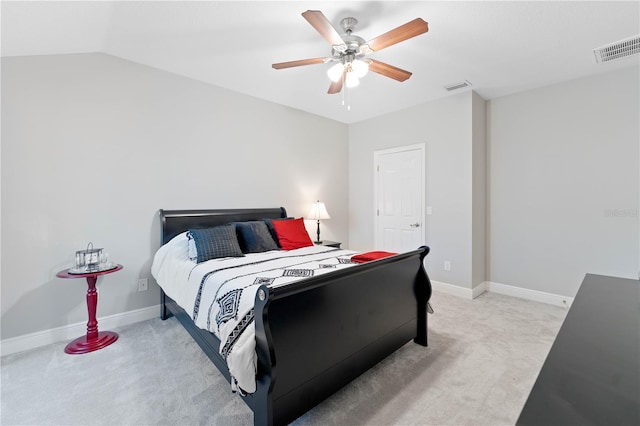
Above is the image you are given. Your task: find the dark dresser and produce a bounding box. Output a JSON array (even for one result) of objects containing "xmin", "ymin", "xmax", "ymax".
[{"xmin": 518, "ymin": 274, "xmax": 639, "ymax": 426}]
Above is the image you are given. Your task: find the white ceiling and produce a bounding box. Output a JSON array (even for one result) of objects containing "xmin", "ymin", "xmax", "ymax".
[{"xmin": 2, "ymin": 1, "xmax": 639, "ymax": 124}]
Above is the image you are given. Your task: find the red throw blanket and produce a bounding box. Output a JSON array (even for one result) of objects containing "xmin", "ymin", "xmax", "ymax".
[{"xmin": 351, "ymin": 251, "xmax": 398, "ymax": 263}]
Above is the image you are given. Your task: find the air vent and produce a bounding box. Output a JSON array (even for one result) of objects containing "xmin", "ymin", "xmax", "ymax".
[
  {"xmin": 444, "ymin": 80, "xmax": 472, "ymax": 91},
  {"xmin": 593, "ymin": 35, "xmax": 640, "ymax": 63}
]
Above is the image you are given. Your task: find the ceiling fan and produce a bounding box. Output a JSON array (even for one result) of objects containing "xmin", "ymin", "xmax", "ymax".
[{"xmin": 272, "ymin": 10, "xmax": 429, "ymax": 94}]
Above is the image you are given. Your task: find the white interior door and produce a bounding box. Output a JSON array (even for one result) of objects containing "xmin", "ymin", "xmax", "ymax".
[{"xmin": 374, "ymin": 144, "xmax": 425, "ymax": 252}]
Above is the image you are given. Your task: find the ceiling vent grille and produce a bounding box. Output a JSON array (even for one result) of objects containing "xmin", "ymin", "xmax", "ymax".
[
  {"xmin": 444, "ymin": 80, "xmax": 472, "ymax": 91},
  {"xmin": 593, "ymin": 35, "xmax": 640, "ymax": 63}
]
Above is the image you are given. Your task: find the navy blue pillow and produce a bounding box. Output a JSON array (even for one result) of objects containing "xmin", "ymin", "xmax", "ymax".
[
  {"xmin": 188, "ymin": 224, "xmax": 244, "ymax": 263},
  {"xmin": 236, "ymin": 221, "xmax": 279, "ymax": 253}
]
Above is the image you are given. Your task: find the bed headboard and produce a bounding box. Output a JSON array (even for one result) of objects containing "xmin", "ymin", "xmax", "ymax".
[{"xmin": 159, "ymin": 208, "xmax": 287, "ymax": 245}]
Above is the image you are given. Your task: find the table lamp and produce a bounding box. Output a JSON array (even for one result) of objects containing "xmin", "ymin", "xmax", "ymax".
[{"xmin": 307, "ymin": 200, "xmax": 331, "ymax": 244}]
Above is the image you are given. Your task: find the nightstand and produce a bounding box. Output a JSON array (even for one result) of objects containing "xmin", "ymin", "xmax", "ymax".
[
  {"xmin": 56, "ymin": 264, "xmax": 123, "ymax": 354},
  {"xmin": 315, "ymin": 240, "xmax": 342, "ymax": 248}
]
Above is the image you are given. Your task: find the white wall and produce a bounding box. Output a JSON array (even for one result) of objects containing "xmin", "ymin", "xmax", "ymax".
[
  {"xmin": 488, "ymin": 66, "xmax": 639, "ymax": 297},
  {"xmin": 1, "ymin": 53, "xmax": 349, "ymax": 339},
  {"xmin": 349, "ymin": 91, "xmax": 482, "ymax": 288}
]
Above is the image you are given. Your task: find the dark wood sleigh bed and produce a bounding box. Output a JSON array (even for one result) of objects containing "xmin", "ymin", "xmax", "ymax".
[{"xmin": 157, "ymin": 208, "xmax": 433, "ymax": 426}]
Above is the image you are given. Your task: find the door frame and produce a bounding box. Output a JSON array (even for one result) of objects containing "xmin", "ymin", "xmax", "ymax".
[{"xmin": 373, "ymin": 143, "xmax": 426, "ymax": 250}]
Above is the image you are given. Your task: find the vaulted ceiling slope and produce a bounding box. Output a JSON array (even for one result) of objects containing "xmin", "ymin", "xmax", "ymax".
[{"xmin": 2, "ymin": 1, "xmax": 639, "ymax": 123}]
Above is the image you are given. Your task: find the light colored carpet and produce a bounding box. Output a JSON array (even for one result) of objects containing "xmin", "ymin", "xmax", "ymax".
[{"xmin": 1, "ymin": 291, "xmax": 567, "ymax": 425}]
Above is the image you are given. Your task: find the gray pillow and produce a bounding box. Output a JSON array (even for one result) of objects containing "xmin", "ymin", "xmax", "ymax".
[
  {"xmin": 236, "ymin": 221, "xmax": 279, "ymax": 253},
  {"xmin": 236, "ymin": 221, "xmax": 278, "ymax": 253},
  {"xmin": 263, "ymin": 217, "xmax": 293, "ymax": 248},
  {"xmin": 188, "ymin": 224, "xmax": 244, "ymax": 263}
]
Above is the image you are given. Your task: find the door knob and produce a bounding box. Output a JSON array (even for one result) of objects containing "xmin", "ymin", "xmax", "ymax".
[{"xmin": 410, "ymin": 223, "xmax": 420, "ymax": 228}]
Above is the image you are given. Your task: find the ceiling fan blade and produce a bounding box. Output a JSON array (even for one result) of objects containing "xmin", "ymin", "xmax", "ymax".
[
  {"xmin": 302, "ymin": 10, "xmax": 345, "ymax": 47},
  {"xmin": 367, "ymin": 18, "xmax": 429, "ymax": 52},
  {"xmin": 272, "ymin": 57, "xmax": 326, "ymax": 69},
  {"xmin": 328, "ymin": 74, "xmax": 344, "ymax": 94},
  {"xmin": 369, "ymin": 60, "xmax": 413, "ymax": 82}
]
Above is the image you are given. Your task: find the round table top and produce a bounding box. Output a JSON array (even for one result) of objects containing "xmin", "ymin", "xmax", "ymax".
[{"xmin": 56, "ymin": 264, "xmax": 123, "ymax": 279}]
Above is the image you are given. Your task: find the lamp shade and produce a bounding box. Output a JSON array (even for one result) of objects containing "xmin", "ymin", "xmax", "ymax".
[
  {"xmin": 351, "ymin": 59, "xmax": 369, "ymax": 78},
  {"xmin": 307, "ymin": 201, "xmax": 331, "ymax": 220},
  {"xmin": 327, "ymin": 63, "xmax": 345, "ymax": 82},
  {"xmin": 345, "ymin": 72, "xmax": 360, "ymax": 88}
]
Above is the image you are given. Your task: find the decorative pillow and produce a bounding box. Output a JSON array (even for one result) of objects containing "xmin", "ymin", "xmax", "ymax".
[
  {"xmin": 263, "ymin": 217, "xmax": 293, "ymax": 248},
  {"xmin": 188, "ymin": 224, "xmax": 244, "ymax": 263},
  {"xmin": 271, "ymin": 218, "xmax": 314, "ymax": 250},
  {"xmin": 235, "ymin": 221, "xmax": 279, "ymax": 253},
  {"xmin": 186, "ymin": 231, "xmax": 198, "ymax": 261}
]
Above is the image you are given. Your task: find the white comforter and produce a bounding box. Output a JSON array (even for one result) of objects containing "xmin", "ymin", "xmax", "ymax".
[{"xmin": 151, "ymin": 232, "xmax": 359, "ymax": 394}]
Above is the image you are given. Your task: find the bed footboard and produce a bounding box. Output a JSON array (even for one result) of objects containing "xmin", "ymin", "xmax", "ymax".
[{"xmin": 253, "ymin": 246, "xmax": 431, "ymax": 426}]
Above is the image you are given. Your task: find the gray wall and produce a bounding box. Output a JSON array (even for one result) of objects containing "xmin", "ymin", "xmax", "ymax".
[
  {"xmin": 488, "ymin": 66, "xmax": 639, "ymax": 296},
  {"xmin": 1, "ymin": 53, "xmax": 349, "ymax": 339},
  {"xmin": 471, "ymin": 91, "xmax": 487, "ymax": 289},
  {"xmin": 2, "ymin": 52, "xmax": 637, "ymax": 341},
  {"xmin": 349, "ymin": 91, "xmax": 484, "ymax": 288},
  {"xmin": 350, "ymin": 67, "xmax": 638, "ymax": 296}
]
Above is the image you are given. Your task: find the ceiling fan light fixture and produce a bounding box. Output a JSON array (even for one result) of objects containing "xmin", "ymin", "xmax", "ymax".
[
  {"xmin": 351, "ymin": 59, "xmax": 369, "ymax": 78},
  {"xmin": 345, "ymin": 72, "xmax": 360, "ymax": 88},
  {"xmin": 327, "ymin": 62, "xmax": 345, "ymax": 82},
  {"xmin": 274, "ymin": 10, "xmax": 429, "ymax": 97}
]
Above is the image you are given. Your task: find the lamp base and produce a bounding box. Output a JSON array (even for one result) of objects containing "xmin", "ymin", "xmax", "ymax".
[{"xmin": 315, "ymin": 220, "xmax": 322, "ymax": 245}]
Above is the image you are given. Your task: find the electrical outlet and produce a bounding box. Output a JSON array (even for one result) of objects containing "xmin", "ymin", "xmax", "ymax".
[
  {"xmin": 138, "ymin": 278, "xmax": 148, "ymax": 292},
  {"xmin": 444, "ymin": 261, "xmax": 451, "ymax": 271}
]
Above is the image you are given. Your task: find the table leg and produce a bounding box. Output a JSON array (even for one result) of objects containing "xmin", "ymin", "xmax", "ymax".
[
  {"xmin": 64, "ymin": 275, "xmax": 118, "ymax": 354},
  {"xmin": 86, "ymin": 276, "xmax": 99, "ymax": 340}
]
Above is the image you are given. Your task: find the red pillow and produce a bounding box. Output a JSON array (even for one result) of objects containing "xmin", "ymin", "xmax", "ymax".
[{"xmin": 271, "ymin": 218, "xmax": 314, "ymax": 250}]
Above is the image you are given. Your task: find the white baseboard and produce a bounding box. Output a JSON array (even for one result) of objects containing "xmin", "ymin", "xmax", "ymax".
[
  {"xmin": 1, "ymin": 305, "xmax": 160, "ymax": 357},
  {"xmin": 432, "ymin": 280, "xmax": 572, "ymax": 308},
  {"xmin": 486, "ymin": 282, "xmax": 573, "ymax": 308},
  {"xmin": 431, "ymin": 280, "xmax": 487, "ymax": 299},
  {"xmin": 472, "ymin": 282, "xmax": 488, "ymax": 299},
  {"xmin": 1, "ymin": 281, "xmax": 575, "ymax": 357}
]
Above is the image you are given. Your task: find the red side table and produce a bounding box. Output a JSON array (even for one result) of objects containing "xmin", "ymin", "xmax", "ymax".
[{"xmin": 56, "ymin": 264, "xmax": 123, "ymax": 354}]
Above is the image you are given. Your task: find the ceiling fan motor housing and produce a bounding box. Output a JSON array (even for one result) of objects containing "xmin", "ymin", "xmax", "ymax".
[{"xmin": 331, "ymin": 17, "xmax": 370, "ymax": 61}]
